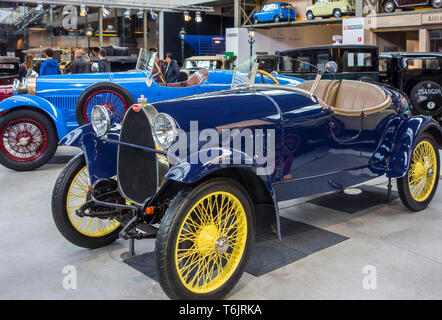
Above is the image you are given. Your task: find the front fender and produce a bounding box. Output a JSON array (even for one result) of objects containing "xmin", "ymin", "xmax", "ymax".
[
  {"xmin": 165, "ymin": 148, "xmax": 282, "ymax": 239},
  {"xmin": 0, "ymin": 95, "xmax": 68, "ymax": 139},
  {"xmin": 387, "ymin": 116, "xmax": 442, "ymax": 178},
  {"xmin": 60, "ymin": 124, "xmax": 120, "ymax": 184}
]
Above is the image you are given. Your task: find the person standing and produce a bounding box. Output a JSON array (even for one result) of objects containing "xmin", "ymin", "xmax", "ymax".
[
  {"xmin": 18, "ymin": 54, "xmax": 35, "ymax": 81},
  {"xmin": 39, "ymin": 48, "xmax": 60, "ymax": 76},
  {"xmin": 97, "ymin": 49, "xmax": 111, "ymax": 73},
  {"xmin": 164, "ymin": 52, "xmax": 180, "ymax": 83},
  {"xmin": 71, "ymin": 50, "xmax": 91, "ymax": 74}
]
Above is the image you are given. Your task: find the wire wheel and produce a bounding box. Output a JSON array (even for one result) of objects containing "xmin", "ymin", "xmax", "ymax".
[
  {"xmin": 83, "ymin": 89, "xmax": 128, "ymax": 124},
  {"xmin": 407, "ymin": 140, "xmax": 438, "ymax": 202},
  {"xmin": 66, "ymin": 165, "xmax": 120, "ymax": 237},
  {"xmin": 174, "ymin": 191, "xmax": 248, "ymax": 294},
  {"xmin": 0, "ymin": 118, "xmax": 48, "ymax": 162}
]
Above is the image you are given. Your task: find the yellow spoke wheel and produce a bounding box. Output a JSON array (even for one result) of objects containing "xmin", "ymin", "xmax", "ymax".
[
  {"xmin": 407, "ymin": 140, "xmax": 438, "ymax": 202},
  {"xmin": 155, "ymin": 178, "xmax": 254, "ymax": 300},
  {"xmin": 175, "ymin": 191, "xmax": 247, "ymax": 294},
  {"xmin": 397, "ymin": 134, "xmax": 440, "ymax": 212},
  {"xmin": 52, "ymin": 154, "xmax": 122, "ymax": 249},
  {"xmin": 66, "ymin": 166, "xmax": 120, "ymax": 237}
]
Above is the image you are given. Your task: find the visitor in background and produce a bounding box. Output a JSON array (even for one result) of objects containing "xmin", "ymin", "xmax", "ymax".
[
  {"xmin": 18, "ymin": 54, "xmax": 35, "ymax": 81},
  {"xmin": 39, "ymin": 48, "xmax": 60, "ymax": 76},
  {"xmin": 97, "ymin": 49, "xmax": 111, "ymax": 73},
  {"xmin": 71, "ymin": 50, "xmax": 91, "ymax": 74},
  {"xmin": 164, "ymin": 52, "xmax": 180, "ymax": 83}
]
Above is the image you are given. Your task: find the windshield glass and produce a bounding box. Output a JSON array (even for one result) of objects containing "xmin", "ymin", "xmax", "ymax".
[
  {"xmin": 184, "ymin": 60, "xmax": 219, "ymax": 70},
  {"xmin": 136, "ymin": 48, "xmax": 157, "ymax": 75}
]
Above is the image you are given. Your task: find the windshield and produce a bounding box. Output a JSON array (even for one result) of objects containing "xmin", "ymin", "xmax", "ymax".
[
  {"xmin": 184, "ymin": 60, "xmax": 220, "ymax": 70},
  {"xmin": 136, "ymin": 48, "xmax": 157, "ymax": 75}
]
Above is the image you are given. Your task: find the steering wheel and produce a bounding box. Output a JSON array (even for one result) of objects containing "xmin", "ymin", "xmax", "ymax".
[
  {"xmin": 248, "ymin": 69, "xmax": 279, "ymax": 84},
  {"xmin": 153, "ymin": 61, "xmax": 167, "ymax": 85}
]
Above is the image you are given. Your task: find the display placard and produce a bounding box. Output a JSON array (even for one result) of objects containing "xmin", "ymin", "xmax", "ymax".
[{"xmin": 343, "ymin": 17, "xmax": 365, "ymax": 45}]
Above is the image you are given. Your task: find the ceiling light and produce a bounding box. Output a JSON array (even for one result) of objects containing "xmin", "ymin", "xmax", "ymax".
[
  {"xmin": 195, "ymin": 11, "xmax": 202, "ymax": 23},
  {"xmin": 150, "ymin": 9, "xmax": 158, "ymax": 21},
  {"xmin": 123, "ymin": 9, "xmax": 131, "ymax": 19},
  {"xmin": 102, "ymin": 5, "xmax": 111, "ymax": 17},
  {"xmin": 137, "ymin": 9, "xmax": 144, "ymax": 19},
  {"xmin": 36, "ymin": 2, "xmax": 43, "ymax": 11},
  {"xmin": 80, "ymin": 4, "xmax": 87, "ymax": 16},
  {"xmin": 184, "ymin": 11, "xmax": 191, "ymax": 22}
]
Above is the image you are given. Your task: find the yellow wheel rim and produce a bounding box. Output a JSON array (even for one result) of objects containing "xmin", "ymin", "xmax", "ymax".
[
  {"xmin": 66, "ymin": 166, "xmax": 120, "ymax": 237},
  {"xmin": 174, "ymin": 191, "xmax": 248, "ymax": 294},
  {"xmin": 408, "ymin": 140, "xmax": 438, "ymax": 202}
]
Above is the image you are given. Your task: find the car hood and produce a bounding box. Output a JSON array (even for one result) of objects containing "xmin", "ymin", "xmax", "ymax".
[{"xmin": 34, "ymin": 71, "xmax": 140, "ymax": 96}]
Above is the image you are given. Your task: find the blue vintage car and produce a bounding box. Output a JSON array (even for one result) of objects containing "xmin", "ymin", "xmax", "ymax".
[
  {"xmin": 51, "ymin": 62, "xmax": 441, "ymax": 299},
  {"xmin": 253, "ymin": 2, "xmax": 297, "ymax": 24},
  {"xmin": 0, "ymin": 50, "xmax": 300, "ymax": 171}
]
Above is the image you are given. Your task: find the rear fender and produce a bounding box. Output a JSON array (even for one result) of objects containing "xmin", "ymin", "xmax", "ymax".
[
  {"xmin": 0, "ymin": 95, "xmax": 68, "ymax": 138},
  {"xmin": 165, "ymin": 147, "xmax": 282, "ymax": 239},
  {"xmin": 387, "ymin": 116, "xmax": 442, "ymax": 178}
]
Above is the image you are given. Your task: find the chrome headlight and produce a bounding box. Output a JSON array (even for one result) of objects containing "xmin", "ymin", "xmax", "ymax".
[
  {"xmin": 153, "ymin": 113, "xmax": 178, "ymax": 149},
  {"xmin": 91, "ymin": 105, "xmax": 113, "ymax": 137}
]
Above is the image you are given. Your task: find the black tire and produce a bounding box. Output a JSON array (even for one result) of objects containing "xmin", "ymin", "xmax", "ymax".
[
  {"xmin": 75, "ymin": 82, "xmax": 134, "ymax": 126},
  {"xmin": 306, "ymin": 11, "xmax": 314, "ymax": 20},
  {"xmin": 333, "ymin": 9, "xmax": 342, "ymax": 18},
  {"xmin": 383, "ymin": 0, "xmax": 396, "ymax": 13},
  {"xmin": 397, "ymin": 133, "xmax": 440, "ymax": 212},
  {"xmin": 409, "ymin": 81, "xmax": 442, "ymax": 117},
  {"xmin": 51, "ymin": 153, "xmax": 122, "ymax": 249},
  {"xmin": 0, "ymin": 109, "xmax": 57, "ymax": 171},
  {"xmin": 274, "ymin": 15, "xmax": 280, "ymax": 23},
  {"xmin": 432, "ymin": 0, "xmax": 442, "ymax": 9},
  {"xmin": 155, "ymin": 178, "xmax": 255, "ymax": 300}
]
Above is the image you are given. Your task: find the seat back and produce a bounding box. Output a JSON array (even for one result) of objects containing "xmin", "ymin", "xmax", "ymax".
[
  {"xmin": 295, "ymin": 80, "xmax": 340, "ymax": 107},
  {"xmin": 185, "ymin": 69, "xmax": 209, "ymax": 87},
  {"xmin": 333, "ymin": 80, "xmax": 391, "ymax": 116}
]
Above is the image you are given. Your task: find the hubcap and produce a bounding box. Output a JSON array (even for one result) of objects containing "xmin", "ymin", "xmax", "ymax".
[
  {"xmin": 427, "ymin": 101, "xmax": 436, "ymax": 110},
  {"xmin": 0, "ymin": 118, "xmax": 48, "ymax": 162}
]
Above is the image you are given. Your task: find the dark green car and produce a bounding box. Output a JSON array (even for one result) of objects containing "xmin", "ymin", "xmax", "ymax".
[{"xmin": 278, "ymin": 44, "xmax": 379, "ymax": 82}]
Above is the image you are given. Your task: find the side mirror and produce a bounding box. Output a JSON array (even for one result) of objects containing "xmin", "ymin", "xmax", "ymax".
[{"xmin": 324, "ymin": 61, "xmax": 338, "ymax": 74}]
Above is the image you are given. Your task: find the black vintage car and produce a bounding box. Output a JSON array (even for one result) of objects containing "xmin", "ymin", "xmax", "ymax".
[
  {"xmin": 278, "ymin": 44, "xmax": 379, "ymax": 82},
  {"xmin": 379, "ymin": 52, "xmax": 442, "ymax": 121}
]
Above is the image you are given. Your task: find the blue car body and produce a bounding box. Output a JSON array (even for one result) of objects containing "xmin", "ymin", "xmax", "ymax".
[{"xmin": 253, "ymin": 2, "xmax": 297, "ymax": 23}]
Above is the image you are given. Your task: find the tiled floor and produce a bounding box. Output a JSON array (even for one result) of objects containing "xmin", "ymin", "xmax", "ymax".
[{"xmin": 0, "ymin": 147, "xmax": 441, "ymax": 299}]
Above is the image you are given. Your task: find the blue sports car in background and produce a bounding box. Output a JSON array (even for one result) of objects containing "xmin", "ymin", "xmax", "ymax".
[
  {"xmin": 253, "ymin": 2, "xmax": 297, "ymax": 24},
  {"xmin": 0, "ymin": 50, "xmax": 301, "ymax": 171}
]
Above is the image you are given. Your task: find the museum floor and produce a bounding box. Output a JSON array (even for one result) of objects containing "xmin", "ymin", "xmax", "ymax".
[{"xmin": 1, "ymin": 147, "xmax": 441, "ymax": 299}]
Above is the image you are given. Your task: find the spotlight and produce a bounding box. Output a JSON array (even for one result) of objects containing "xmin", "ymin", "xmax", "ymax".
[
  {"xmin": 184, "ymin": 10, "xmax": 191, "ymax": 22},
  {"xmin": 195, "ymin": 11, "xmax": 202, "ymax": 23},
  {"xmin": 102, "ymin": 5, "xmax": 111, "ymax": 17},
  {"xmin": 80, "ymin": 4, "xmax": 87, "ymax": 16},
  {"xmin": 36, "ymin": 2, "xmax": 43, "ymax": 11},
  {"xmin": 137, "ymin": 9, "xmax": 144, "ymax": 19},
  {"xmin": 150, "ymin": 9, "xmax": 158, "ymax": 21},
  {"xmin": 123, "ymin": 9, "xmax": 131, "ymax": 19}
]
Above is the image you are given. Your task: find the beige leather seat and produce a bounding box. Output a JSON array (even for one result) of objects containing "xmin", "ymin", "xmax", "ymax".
[{"xmin": 296, "ymin": 80, "xmax": 392, "ymax": 116}]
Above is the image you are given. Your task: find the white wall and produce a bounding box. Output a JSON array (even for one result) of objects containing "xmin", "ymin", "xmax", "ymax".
[{"xmin": 226, "ymin": 26, "xmax": 342, "ymax": 64}]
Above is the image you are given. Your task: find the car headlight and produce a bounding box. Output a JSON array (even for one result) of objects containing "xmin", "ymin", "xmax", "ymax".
[
  {"xmin": 153, "ymin": 113, "xmax": 178, "ymax": 149},
  {"xmin": 91, "ymin": 105, "xmax": 113, "ymax": 137}
]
